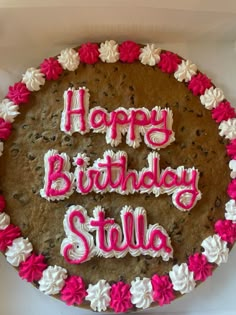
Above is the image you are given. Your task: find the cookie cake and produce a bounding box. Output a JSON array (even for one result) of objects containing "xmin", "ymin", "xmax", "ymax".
[{"xmin": 0, "ymin": 40, "xmax": 236, "ymax": 313}]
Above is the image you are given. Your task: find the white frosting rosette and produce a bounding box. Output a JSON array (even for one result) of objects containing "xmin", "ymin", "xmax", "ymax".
[
  {"xmin": 73, "ymin": 152, "xmax": 90, "ymax": 168},
  {"xmin": 200, "ymin": 87, "xmax": 224, "ymax": 110},
  {"xmin": 219, "ymin": 118, "xmax": 236, "ymax": 140},
  {"xmin": 139, "ymin": 44, "xmax": 161, "ymax": 66},
  {"xmin": 169, "ymin": 263, "xmax": 196, "ymax": 294},
  {"xmin": 99, "ymin": 40, "xmax": 119, "ymax": 63},
  {"xmin": 5, "ymin": 237, "xmax": 33, "ymax": 267},
  {"xmin": 0, "ymin": 98, "xmax": 19, "ymax": 123},
  {"xmin": 85, "ymin": 279, "xmax": 111, "ymax": 312},
  {"xmin": 58, "ymin": 48, "xmax": 80, "ymax": 71},
  {"xmin": 39, "ymin": 265, "xmax": 67, "ymax": 295},
  {"xmin": 174, "ymin": 60, "xmax": 197, "ymax": 82},
  {"xmin": 201, "ymin": 234, "xmax": 229, "ymax": 265},
  {"xmin": 0, "ymin": 212, "xmax": 10, "ymax": 230},
  {"xmin": 229, "ymin": 160, "xmax": 236, "ymax": 178},
  {"xmin": 225, "ymin": 200, "xmax": 236, "ymax": 222},
  {"xmin": 22, "ymin": 67, "xmax": 45, "ymax": 91},
  {"xmin": 130, "ymin": 277, "xmax": 153, "ymax": 309}
]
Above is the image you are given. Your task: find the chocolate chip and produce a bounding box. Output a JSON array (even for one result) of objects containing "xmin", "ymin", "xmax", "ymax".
[
  {"xmin": 27, "ymin": 153, "xmax": 36, "ymax": 160},
  {"xmin": 10, "ymin": 148, "xmax": 19, "ymax": 157},
  {"xmin": 64, "ymin": 136, "xmax": 71, "ymax": 142},
  {"xmin": 130, "ymin": 95, "xmax": 135, "ymax": 105},
  {"xmin": 173, "ymin": 258, "xmax": 178, "ymax": 264},
  {"xmin": 197, "ymin": 112, "xmax": 203, "ymax": 118},
  {"xmin": 49, "ymin": 242, "xmax": 55, "ymax": 249},
  {"xmin": 207, "ymin": 215, "xmax": 214, "ymax": 221},
  {"xmin": 145, "ymin": 256, "xmax": 153, "ymax": 260},
  {"xmin": 215, "ymin": 197, "xmax": 222, "ymax": 208},
  {"xmin": 34, "ymin": 133, "xmax": 41, "ymax": 140},
  {"xmin": 13, "ymin": 193, "xmax": 29, "ymax": 205}
]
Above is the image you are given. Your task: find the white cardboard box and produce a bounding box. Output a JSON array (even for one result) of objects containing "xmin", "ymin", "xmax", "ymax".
[{"xmin": 0, "ymin": 2, "xmax": 236, "ymax": 315}]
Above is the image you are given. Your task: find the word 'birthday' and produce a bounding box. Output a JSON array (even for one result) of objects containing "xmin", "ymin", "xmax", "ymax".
[
  {"xmin": 60, "ymin": 87, "xmax": 175, "ymax": 149},
  {"xmin": 40, "ymin": 150, "xmax": 201, "ymax": 211},
  {"xmin": 60, "ymin": 205, "xmax": 173, "ymax": 264}
]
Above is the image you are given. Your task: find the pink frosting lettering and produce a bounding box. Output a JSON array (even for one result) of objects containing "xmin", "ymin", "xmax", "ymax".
[
  {"xmin": 91, "ymin": 207, "xmax": 172, "ymax": 254},
  {"xmin": 74, "ymin": 151, "xmax": 201, "ymax": 211},
  {"xmin": 61, "ymin": 206, "xmax": 173, "ymax": 263},
  {"xmin": 89, "ymin": 106, "xmax": 174, "ymax": 149},
  {"xmin": 63, "ymin": 210, "xmax": 90, "ymax": 264},
  {"xmin": 43, "ymin": 152, "xmax": 73, "ymax": 199},
  {"xmin": 41, "ymin": 150, "xmax": 201, "ymax": 211},
  {"xmin": 61, "ymin": 87, "xmax": 175, "ymax": 149},
  {"xmin": 90, "ymin": 211, "xmax": 115, "ymax": 252},
  {"xmin": 65, "ymin": 89, "xmax": 86, "ymax": 132},
  {"xmin": 46, "ymin": 155, "xmax": 71, "ymax": 196}
]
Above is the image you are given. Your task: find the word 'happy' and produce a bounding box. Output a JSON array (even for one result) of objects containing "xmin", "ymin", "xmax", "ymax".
[
  {"xmin": 40, "ymin": 150, "xmax": 201, "ymax": 211},
  {"xmin": 60, "ymin": 205, "xmax": 173, "ymax": 264},
  {"xmin": 60, "ymin": 87, "xmax": 175, "ymax": 149}
]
